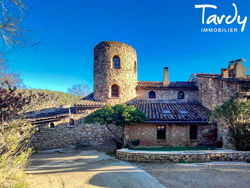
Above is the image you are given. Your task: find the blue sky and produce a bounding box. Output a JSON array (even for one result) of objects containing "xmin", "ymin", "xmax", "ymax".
[{"xmin": 4, "ymin": 0, "xmax": 250, "ymax": 92}]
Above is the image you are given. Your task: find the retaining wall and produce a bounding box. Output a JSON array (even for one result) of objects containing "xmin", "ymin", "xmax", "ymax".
[{"xmin": 117, "ymin": 149, "xmax": 250, "ymax": 163}]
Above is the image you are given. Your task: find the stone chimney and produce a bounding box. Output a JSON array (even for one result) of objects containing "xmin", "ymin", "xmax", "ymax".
[
  {"xmin": 163, "ymin": 67, "xmax": 170, "ymax": 86},
  {"xmin": 221, "ymin": 68, "xmax": 229, "ymax": 78},
  {"xmin": 227, "ymin": 59, "xmax": 247, "ymax": 78}
]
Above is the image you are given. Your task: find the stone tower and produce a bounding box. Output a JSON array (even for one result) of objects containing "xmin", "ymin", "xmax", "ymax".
[{"xmin": 93, "ymin": 41, "xmax": 137, "ymax": 105}]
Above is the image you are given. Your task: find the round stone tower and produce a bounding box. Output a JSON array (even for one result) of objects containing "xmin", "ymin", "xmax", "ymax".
[{"xmin": 93, "ymin": 41, "xmax": 137, "ymax": 105}]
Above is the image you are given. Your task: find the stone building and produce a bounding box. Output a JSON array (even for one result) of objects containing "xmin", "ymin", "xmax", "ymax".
[
  {"xmin": 188, "ymin": 59, "xmax": 250, "ymax": 148},
  {"xmin": 30, "ymin": 41, "xmax": 249, "ymax": 150}
]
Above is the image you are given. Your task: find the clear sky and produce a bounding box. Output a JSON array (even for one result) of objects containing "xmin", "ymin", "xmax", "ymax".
[{"xmin": 4, "ymin": 0, "xmax": 250, "ymax": 92}]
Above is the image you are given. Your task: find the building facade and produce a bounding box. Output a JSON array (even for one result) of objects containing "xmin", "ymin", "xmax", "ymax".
[{"xmin": 30, "ymin": 41, "xmax": 250, "ymax": 150}]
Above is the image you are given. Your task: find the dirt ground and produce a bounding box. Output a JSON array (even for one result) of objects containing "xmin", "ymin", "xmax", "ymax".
[
  {"xmin": 26, "ymin": 144, "xmax": 250, "ymax": 188},
  {"xmin": 134, "ymin": 161, "xmax": 250, "ymax": 188},
  {"xmin": 26, "ymin": 144, "xmax": 164, "ymax": 188}
]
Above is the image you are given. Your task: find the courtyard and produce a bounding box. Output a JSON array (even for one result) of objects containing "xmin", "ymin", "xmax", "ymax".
[{"xmin": 26, "ymin": 144, "xmax": 250, "ymax": 188}]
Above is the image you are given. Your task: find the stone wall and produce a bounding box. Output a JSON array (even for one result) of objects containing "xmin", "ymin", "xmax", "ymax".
[
  {"xmin": 124, "ymin": 123, "xmax": 213, "ymax": 147},
  {"xmin": 31, "ymin": 113, "xmax": 122, "ymax": 150},
  {"xmin": 117, "ymin": 149, "xmax": 250, "ymax": 163},
  {"xmin": 136, "ymin": 90, "xmax": 198, "ymax": 101},
  {"xmin": 93, "ymin": 41, "xmax": 137, "ymax": 105},
  {"xmin": 195, "ymin": 76, "xmax": 240, "ymax": 149},
  {"xmin": 195, "ymin": 76, "xmax": 239, "ymax": 110}
]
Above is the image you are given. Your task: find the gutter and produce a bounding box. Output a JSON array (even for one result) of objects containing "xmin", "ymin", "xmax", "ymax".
[{"xmin": 30, "ymin": 118, "xmax": 64, "ymax": 124}]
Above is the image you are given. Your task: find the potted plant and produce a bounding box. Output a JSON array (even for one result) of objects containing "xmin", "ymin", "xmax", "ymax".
[{"xmin": 131, "ymin": 139, "xmax": 140, "ymax": 146}]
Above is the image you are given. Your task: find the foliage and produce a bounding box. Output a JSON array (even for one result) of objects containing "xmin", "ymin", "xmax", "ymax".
[
  {"xmin": 0, "ymin": 82, "xmax": 48, "ymax": 186},
  {"xmin": 83, "ymin": 104, "xmax": 147, "ymax": 145},
  {"xmin": 67, "ymin": 84, "xmax": 91, "ymax": 98},
  {"xmin": 83, "ymin": 104, "xmax": 147, "ymax": 127},
  {"xmin": 16, "ymin": 88, "xmax": 81, "ymax": 108},
  {"xmin": 0, "ymin": 82, "xmax": 49, "ymax": 123},
  {"xmin": 0, "ymin": 119, "xmax": 34, "ymax": 184},
  {"xmin": 210, "ymin": 96, "xmax": 250, "ymax": 151}
]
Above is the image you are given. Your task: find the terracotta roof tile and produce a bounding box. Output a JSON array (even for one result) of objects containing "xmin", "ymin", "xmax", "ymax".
[
  {"xmin": 75, "ymin": 93, "xmax": 105, "ymax": 107},
  {"xmin": 137, "ymin": 81, "xmax": 198, "ymax": 90},
  {"xmin": 27, "ymin": 107, "xmax": 76, "ymax": 121},
  {"xmin": 127, "ymin": 101, "xmax": 211, "ymax": 122}
]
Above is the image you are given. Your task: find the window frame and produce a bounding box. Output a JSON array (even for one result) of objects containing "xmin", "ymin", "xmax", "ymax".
[
  {"xmin": 177, "ymin": 91, "xmax": 185, "ymax": 99},
  {"xmin": 157, "ymin": 125, "xmax": 166, "ymax": 140},
  {"xmin": 190, "ymin": 125, "xmax": 198, "ymax": 140},
  {"xmin": 149, "ymin": 91, "xmax": 156, "ymax": 99},
  {"xmin": 48, "ymin": 122, "xmax": 55, "ymax": 129},
  {"xmin": 111, "ymin": 84, "xmax": 119, "ymax": 97},
  {"xmin": 113, "ymin": 56, "xmax": 120, "ymax": 69}
]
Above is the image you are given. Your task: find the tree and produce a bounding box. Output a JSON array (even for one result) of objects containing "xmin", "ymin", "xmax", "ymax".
[
  {"xmin": 0, "ymin": 0, "xmax": 38, "ymax": 51},
  {"xmin": 210, "ymin": 96, "xmax": 250, "ymax": 150},
  {"xmin": 83, "ymin": 104, "xmax": 147, "ymax": 146},
  {"xmin": 67, "ymin": 84, "xmax": 91, "ymax": 98},
  {"xmin": 0, "ymin": 81, "xmax": 49, "ymax": 185},
  {"xmin": 0, "ymin": 56, "xmax": 25, "ymax": 88}
]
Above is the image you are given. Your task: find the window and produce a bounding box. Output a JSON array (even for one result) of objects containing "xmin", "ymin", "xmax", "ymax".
[
  {"xmin": 113, "ymin": 56, "xmax": 120, "ymax": 69},
  {"xmin": 177, "ymin": 91, "xmax": 184, "ymax": 99},
  {"xmin": 134, "ymin": 61, "xmax": 137, "ymax": 73},
  {"xmin": 49, "ymin": 122, "xmax": 55, "ymax": 128},
  {"xmin": 190, "ymin": 125, "xmax": 198, "ymax": 140},
  {"xmin": 69, "ymin": 118, "xmax": 74, "ymax": 126},
  {"xmin": 179, "ymin": 110, "xmax": 188, "ymax": 114},
  {"xmin": 157, "ymin": 125, "xmax": 166, "ymax": 140},
  {"xmin": 111, "ymin": 85, "xmax": 119, "ymax": 97},
  {"xmin": 149, "ymin": 91, "xmax": 156, "ymax": 98},
  {"xmin": 162, "ymin": 109, "xmax": 171, "ymax": 114}
]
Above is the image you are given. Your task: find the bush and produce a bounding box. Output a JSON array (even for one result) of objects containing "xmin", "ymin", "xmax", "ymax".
[
  {"xmin": 0, "ymin": 120, "xmax": 34, "ymax": 184},
  {"xmin": 227, "ymin": 122, "xmax": 250, "ymax": 151},
  {"xmin": 210, "ymin": 96, "xmax": 250, "ymax": 151}
]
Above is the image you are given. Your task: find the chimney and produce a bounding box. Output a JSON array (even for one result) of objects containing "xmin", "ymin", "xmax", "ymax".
[
  {"xmin": 227, "ymin": 58, "xmax": 247, "ymax": 78},
  {"xmin": 163, "ymin": 67, "xmax": 170, "ymax": 86},
  {"xmin": 221, "ymin": 68, "xmax": 228, "ymax": 78}
]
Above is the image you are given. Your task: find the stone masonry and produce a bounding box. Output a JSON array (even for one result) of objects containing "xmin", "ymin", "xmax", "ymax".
[
  {"xmin": 31, "ymin": 113, "xmax": 122, "ymax": 150},
  {"xmin": 93, "ymin": 41, "xmax": 138, "ymax": 105},
  {"xmin": 124, "ymin": 123, "xmax": 213, "ymax": 147},
  {"xmin": 136, "ymin": 90, "xmax": 198, "ymax": 101}
]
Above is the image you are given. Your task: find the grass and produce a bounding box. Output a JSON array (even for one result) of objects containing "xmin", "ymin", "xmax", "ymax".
[
  {"xmin": 130, "ymin": 146, "xmax": 217, "ymax": 151},
  {"xmin": 0, "ymin": 170, "xmax": 28, "ymax": 188}
]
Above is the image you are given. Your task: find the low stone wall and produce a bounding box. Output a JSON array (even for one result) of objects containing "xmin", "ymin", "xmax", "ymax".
[
  {"xmin": 117, "ymin": 149, "xmax": 250, "ymax": 163},
  {"xmin": 31, "ymin": 114, "xmax": 122, "ymax": 151}
]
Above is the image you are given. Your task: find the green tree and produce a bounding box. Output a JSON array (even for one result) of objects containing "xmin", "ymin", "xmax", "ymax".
[
  {"xmin": 210, "ymin": 96, "xmax": 250, "ymax": 150},
  {"xmin": 83, "ymin": 104, "xmax": 147, "ymax": 146}
]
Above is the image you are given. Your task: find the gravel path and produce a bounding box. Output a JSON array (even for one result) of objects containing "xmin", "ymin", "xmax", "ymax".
[{"xmin": 133, "ymin": 161, "xmax": 250, "ymax": 188}]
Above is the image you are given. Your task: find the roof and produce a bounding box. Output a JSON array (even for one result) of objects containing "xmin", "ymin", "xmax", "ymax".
[
  {"xmin": 192, "ymin": 73, "xmax": 250, "ymax": 84},
  {"xmin": 75, "ymin": 93, "xmax": 105, "ymax": 107},
  {"xmin": 27, "ymin": 107, "xmax": 77, "ymax": 122},
  {"xmin": 137, "ymin": 81, "xmax": 198, "ymax": 91},
  {"xmin": 127, "ymin": 101, "xmax": 211, "ymax": 122}
]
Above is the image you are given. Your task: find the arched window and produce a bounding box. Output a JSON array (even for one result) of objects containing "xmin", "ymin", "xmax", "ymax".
[
  {"xmin": 69, "ymin": 118, "xmax": 74, "ymax": 126},
  {"xmin": 111, "ymin": 85, "xmax": 119, "ymax": 97},
  {"xmin": 49, "ymin": 122, "xmax": 55, "ymax": 128},
  {"xmin": 149, "ymin": 91, "xmax": 156, "ymax": 98},
  {"xmin": 134, "ymin": 61, "xmax": 137, "ymax": 73},
  {"xmin": 178, "ymin": 91, "xmax": 184, "ymax": 99},
  {"xmin": 113, "ymin": 56, "xmax": 120, "ymax": 69}
]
